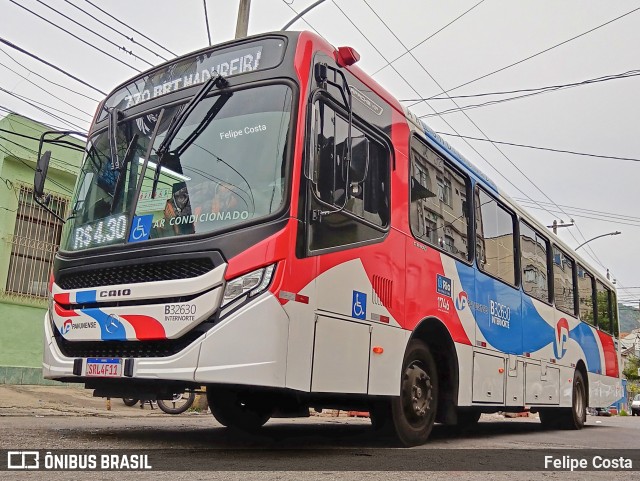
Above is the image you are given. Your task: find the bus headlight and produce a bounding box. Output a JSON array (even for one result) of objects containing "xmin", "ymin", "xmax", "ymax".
[{"xmin": 221, "ymin": 264, "xmax": 276, "ymax": 308}]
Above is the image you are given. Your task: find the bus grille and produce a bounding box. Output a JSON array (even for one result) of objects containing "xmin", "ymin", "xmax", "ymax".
[{"xmin": 57, "ymin": 258, "xmax": 215, "ymax": 290}]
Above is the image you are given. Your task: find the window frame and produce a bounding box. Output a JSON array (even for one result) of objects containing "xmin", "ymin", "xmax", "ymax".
[
  {"xmin": 595, "ymin": 279, "xmax": 613, "ymax": 334},
  {"xmin": 302, "ymin": 90, "xmax": 393, "ymax": 256},
  {"xmin": 518, "ymin": 219, "xmax": 552, "ymax": 305},
  {"xmin": 408, "ymin": 134, "xmax": 473, "ymax": 265},
  {"xmin": 474, "ymin": 185, "xmax": 520, "ymax": 288},
  {"xmin": 576, "ymin": 264, "xmax": 596, "ymax": 326},
  {"xmin": 551, "ymin": 244, "xmax": 577, "ymax": 316}
]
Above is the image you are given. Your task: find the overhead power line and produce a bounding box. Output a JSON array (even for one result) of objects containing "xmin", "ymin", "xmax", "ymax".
[
  {"xmin": 435, "ymin": 132, "xmax": 640, "ymax": 162},
  {"xmin": 61, "ymin": 0, "xmax": 169, "ymax": 62},
  {"xmin": 0, "ymin": 88, "xmax": 86, "ymax": 131},
  {"xmin": 513, "ymin": 198, "xmax": 640, "ymax": 224},
  {"xmin": 0, "ymin": 47, "xmax": 99, "ymax": 103},
  {"xmin": 0, "ymin": 133, "xmax": 81, "ymax": 172},
  {"xmin": 405, "ymin": 69, "xmax": 640, "ymax": 117},
  {"xmin": 410, "ymin": 5, "xmax": 640, "ymax": 107},
  {"xmin": 0, "ymin": 105, "xmax": 86, "ymax": 136},
  {"xmin": 0, "ymin": 37, "xmax": 107, "ymax": 96},
  {"xmin": 0, "ymin": 88, "xmax": 90, "ymax": 123},
  {"xmin": 517, "ymin": 202, "xmax": 640, "ymax": 229},
  {"xmin": 32, "ymin": 0, "xmax": 155, "ymax": 68},
  {"xmin": 330, "ymin": 1, "xmax": 561, "ymax": 228},
  {"xmin": 401, "ymin": 69, "xmax": 640, "ymax": 102},
  {"xmin": 0, "ymin": 58, "xmax": 94, "ymax": 118},
  {"xmin": 357, "ymin": 0, "xmax": 603, "ymax": 271},
  {"xmin": 83, "ymin": 0, "xmax": 177, "ymax": 57},
  {"xmin": 8, "ymin": 0, "xmax": 142, "ymax": 73},
  {"xmin": 371, "ymin": 0, "xmax": 486, "ymax": 76}
]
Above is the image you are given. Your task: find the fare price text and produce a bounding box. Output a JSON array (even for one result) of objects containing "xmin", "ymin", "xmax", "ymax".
[{"xmin": 544, "ymin": 455, "xmax": 633, "ymax": 471}]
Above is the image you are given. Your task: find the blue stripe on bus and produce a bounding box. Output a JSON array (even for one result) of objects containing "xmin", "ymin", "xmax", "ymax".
[
  {"xmin": 569, "ymin": 323, "xmax": 602, "ymax": 374},
  {"xmin": 81, "ymin": 309, "xmax": 127, "ymax": 341},
  {"xmin": 75, "ymin": 290, "xmax": 97, "ymax": 304}
]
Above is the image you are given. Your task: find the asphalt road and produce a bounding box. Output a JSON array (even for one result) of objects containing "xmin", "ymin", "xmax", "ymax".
[{"xmin": 1, "ymin": 386, "xmax": 639, "ymax": 480}]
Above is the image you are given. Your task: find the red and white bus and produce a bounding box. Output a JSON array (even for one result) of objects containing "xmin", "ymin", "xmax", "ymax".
[{"xmin": 36, "ymin": 31, "xmax": 622, "ymax": 446}]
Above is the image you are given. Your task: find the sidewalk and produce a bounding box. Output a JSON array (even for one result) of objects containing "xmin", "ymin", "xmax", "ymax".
[{"xmin": 0, "ymin": 384, "xmax": 202, "ymax": 417}]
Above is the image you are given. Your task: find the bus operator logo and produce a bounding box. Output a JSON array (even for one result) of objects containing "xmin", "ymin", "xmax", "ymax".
[
  {"xmin": 455, "ymin": 291, "xmax": 468, "ymax": 311},
  {"xmin": 61, "ymin": 319, "xmax": 72, "ymax": 335},
  {"xmin": 554, "ymin": 318, "xmax": 570, "ymax": 359}
]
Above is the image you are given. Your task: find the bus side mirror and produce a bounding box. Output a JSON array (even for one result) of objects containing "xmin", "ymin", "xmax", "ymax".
[{"xmin": 34, "ymin": 150, "xmax": 51, "ymax": 198}]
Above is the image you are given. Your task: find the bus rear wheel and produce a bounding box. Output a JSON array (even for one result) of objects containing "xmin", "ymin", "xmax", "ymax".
[
  {"xmin": 539, "ymin": 370, "xmax": 586, "ymax": 430},
  {"xmin": 560, "ymin": 370, "xmax": 587, "ymax": 429},
  {"xmin": 388, "ymin": 340, "xmax": 438, "ymax": 447},
  {"xmin": 207, "ymin": 388, "xmax": 273, "ymax": 431}
]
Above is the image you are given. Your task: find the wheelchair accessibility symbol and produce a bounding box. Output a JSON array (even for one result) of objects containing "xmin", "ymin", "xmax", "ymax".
[
  {"xmin": 352, "ymin": 291, "xmax": 367, "ymax": 320},
  {"xmin": 128, "ymin": 215, "xmax": 153, "ymax": 243}
]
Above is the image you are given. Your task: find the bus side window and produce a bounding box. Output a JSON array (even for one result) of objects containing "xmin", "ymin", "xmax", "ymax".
[
  {"xmin": 596, "ymin": 280, "xmax": 612, "ymax": 332},
  {"xmin": 475, "ymin": 188, "xmax": 516, "ymax": 286},
  {"xmin": 577, "ymin": 265, "xmax": 595, "ymax": 325},
  {"xmin": 307, "ymin": 100, "xmax": 390, "ymax": 252},
  {"xmin": 313, "ymin": 100, "xmax": 389, "ymax": 227},
  {"xmin": 409, "ymin": 138, "xmax": 470, "ymax": 262},
  {"xmin": 520, "ymin": 221, "xmax": 550, "ymax": 303},
  {"xmin": 552, "ymin": 246, "xmax": 576, "ymax": 315},
  {"xmin": 611, "ymin": 290, "xmax": 619, "ymax": 336}
]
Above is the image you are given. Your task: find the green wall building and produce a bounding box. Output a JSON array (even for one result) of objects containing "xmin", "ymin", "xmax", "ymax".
[{"xmin": 0, "ymin": 113, "xmax": 83, "ymax": 384}]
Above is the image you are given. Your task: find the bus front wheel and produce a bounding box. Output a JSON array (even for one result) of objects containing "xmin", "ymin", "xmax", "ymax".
[
  {"xmin": 207, "ymin": 388, "xmax": 273, "ymax": 431},
  {"xmin": 388, "ymin": 340, "xmax": 439, "ymax": 447}
]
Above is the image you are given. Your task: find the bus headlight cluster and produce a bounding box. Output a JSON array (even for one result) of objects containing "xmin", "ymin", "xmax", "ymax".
[{"xmin": 221, "ymin": 264, "xmax": 276, "ymax": 309}]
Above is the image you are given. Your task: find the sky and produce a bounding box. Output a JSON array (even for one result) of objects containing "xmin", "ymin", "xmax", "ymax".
[{"xmin": 1, "ymin": 0, "xmax": 639, "ymax": 304}]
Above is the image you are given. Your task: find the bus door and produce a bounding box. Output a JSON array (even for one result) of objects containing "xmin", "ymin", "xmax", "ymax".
[
  {"xmin": 473, "ymin": 187, "xmax": 523, "ymax": 404},
  {"xmin": 304, "ymin": 95, "xmax": 392, "ymax": 393}
]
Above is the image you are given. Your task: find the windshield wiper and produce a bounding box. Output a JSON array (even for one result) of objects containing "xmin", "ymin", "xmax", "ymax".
[
  {"xmin": 107, "ymin": 107, "xmax": 122, "ymax": 170},
  {"xmin": 151, "ymin": 73, "xmax": 229, "ymax": 198},
  {"xmin": 155, "ymin": 73, "xmax": 228, "ymax": 159},
  {"xmin": 110, "ymin": 133, "xmax": 139, "ymax": 213}
]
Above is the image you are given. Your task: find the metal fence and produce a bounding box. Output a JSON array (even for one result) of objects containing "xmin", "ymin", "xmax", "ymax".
[{"xmin": 4, "ymin": 184, "xmax": 68, "ymax": 300}]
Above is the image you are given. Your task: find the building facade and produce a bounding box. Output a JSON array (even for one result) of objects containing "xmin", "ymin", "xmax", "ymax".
[{"xmin": 0, "ymin": 113, "xmax": 82, "ymax": 384}]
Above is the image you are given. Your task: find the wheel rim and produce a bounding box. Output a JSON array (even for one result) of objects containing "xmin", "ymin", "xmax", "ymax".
[
  {"xmin": 401, "ymin": 362, "xmax": 433, "ymax": 426},
  {"xmin": 575, "ymin": 381, "xmax": 585, "ymax": 421}
]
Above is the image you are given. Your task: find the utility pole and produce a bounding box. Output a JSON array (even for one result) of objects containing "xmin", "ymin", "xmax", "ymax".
[{"xmin": 235, "ymin": 0, "xmax": 251, "ymax": 39}]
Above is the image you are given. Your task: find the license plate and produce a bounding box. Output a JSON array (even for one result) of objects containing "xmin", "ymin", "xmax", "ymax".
[{"xmin": 85, "ymin": 358, "xmax": 122, "ymax": 377}]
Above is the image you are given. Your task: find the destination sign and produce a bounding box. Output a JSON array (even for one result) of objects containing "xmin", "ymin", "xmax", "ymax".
[{"xmin": 99, "ymin": 38, "xmax": 286, "ymax": 121}]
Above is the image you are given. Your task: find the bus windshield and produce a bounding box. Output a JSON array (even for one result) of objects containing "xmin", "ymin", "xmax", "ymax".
[{"xmin": 61, "ymin": 83, "xmax": 293, "ymax": 251}]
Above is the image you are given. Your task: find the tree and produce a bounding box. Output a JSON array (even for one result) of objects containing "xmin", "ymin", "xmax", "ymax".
[{"xmin": 623, "ymin": 356, "xmax": 640, "ymax": 382}]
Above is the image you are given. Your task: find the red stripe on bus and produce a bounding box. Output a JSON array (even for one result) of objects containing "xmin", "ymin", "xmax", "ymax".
[{"xmin": 119, "ymin": 315, "xmax": 166, "ymax": 341}]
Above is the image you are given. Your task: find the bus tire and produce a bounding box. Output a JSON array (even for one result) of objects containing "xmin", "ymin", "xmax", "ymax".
[
  {"xmin": 389, "ymin": 340, "xmax": 438, "ymax": 447},
  {"xmin": 559, "ymin": 370, "xmax": 587, "ymax": 430},
  {"xmin": 207, "ymin": 388, "xmax": 273, "ymax": 431}
]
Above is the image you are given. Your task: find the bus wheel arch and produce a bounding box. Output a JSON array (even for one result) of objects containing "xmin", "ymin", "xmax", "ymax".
[{"xmin": 409, "ymin": 317, "xmax": 459, "ymax": 426}]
